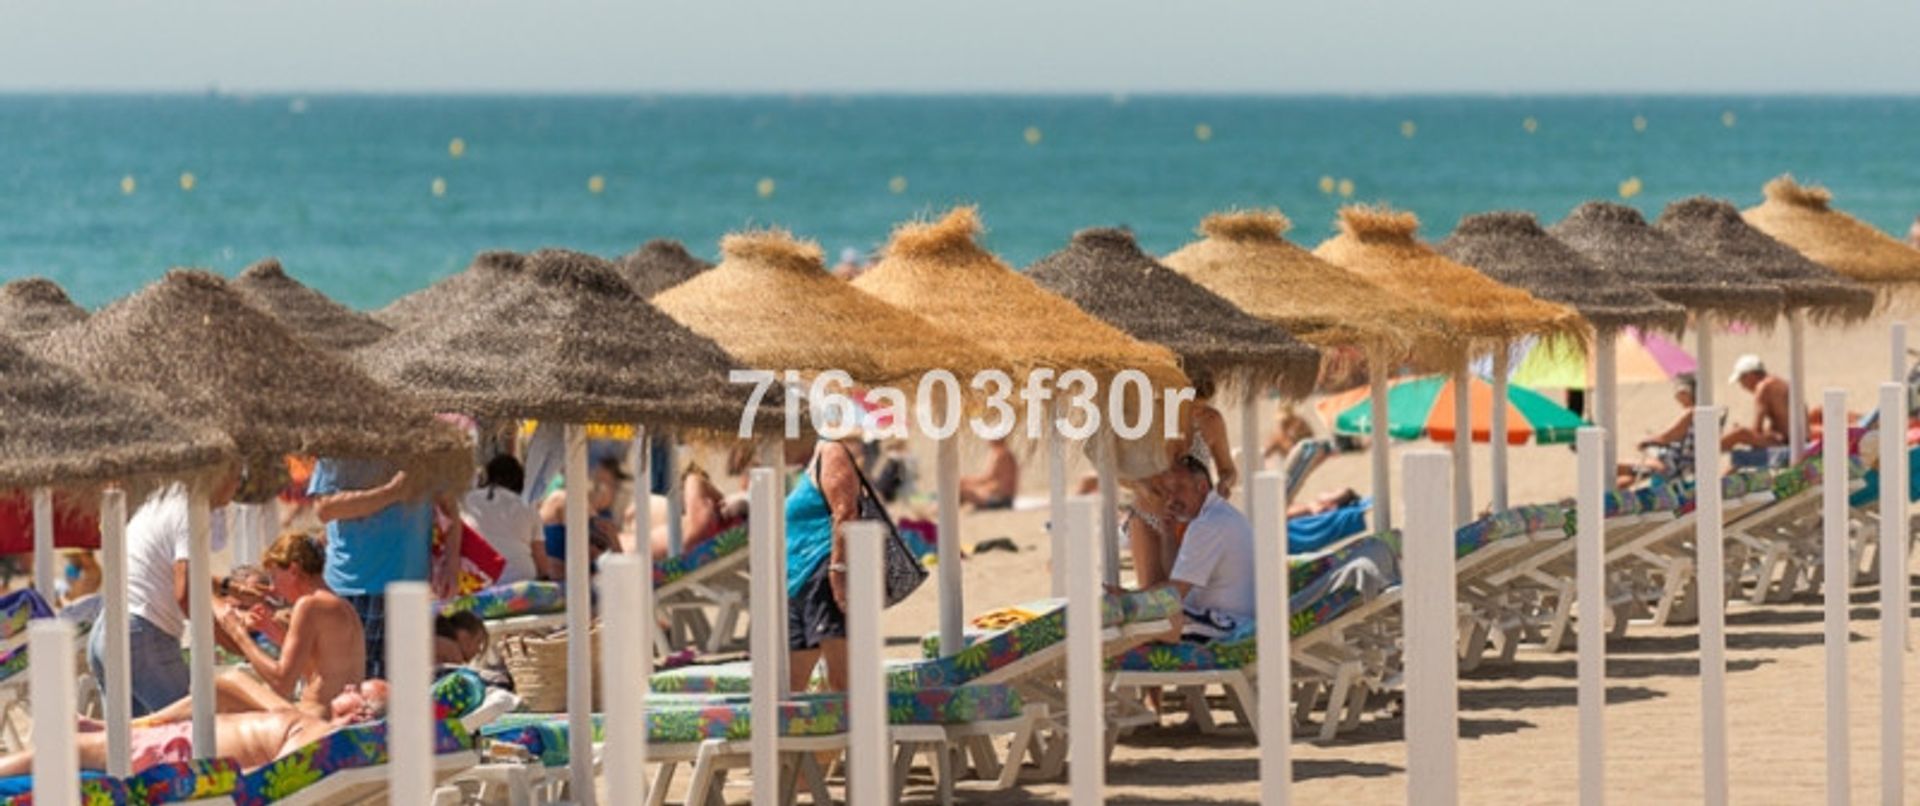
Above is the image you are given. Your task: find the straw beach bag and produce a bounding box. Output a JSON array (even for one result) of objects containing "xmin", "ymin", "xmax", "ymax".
[{"xmin": 499, "ymin": 626, "xmax": 601, "ymax": 712}]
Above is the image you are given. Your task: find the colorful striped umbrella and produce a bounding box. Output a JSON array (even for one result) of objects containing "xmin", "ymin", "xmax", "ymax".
[
  {"xmin": 1495, "ymin": 328, "xmax": 1696, "ymax": 391},
  {"xmin": 1316, "ymin": 373, "xmax": 1587, "ymax": 445}
]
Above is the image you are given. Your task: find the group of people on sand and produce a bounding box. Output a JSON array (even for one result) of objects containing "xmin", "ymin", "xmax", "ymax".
[{"xmin": 1618, "ymin": 353, "xmax": 1822, "ymax": 485}]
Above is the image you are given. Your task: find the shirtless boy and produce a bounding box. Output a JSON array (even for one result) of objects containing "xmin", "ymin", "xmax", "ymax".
[{"xmin": 1724, "ymin": 354, "xmax": 1791, "ymax": 449}]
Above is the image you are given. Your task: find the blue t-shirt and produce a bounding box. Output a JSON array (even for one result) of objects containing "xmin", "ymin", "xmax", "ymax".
[
  {"xmin": 784, "ymin": 470, "xmax": 835, "ymax": 598},
  {"xmin": 309, "ymin": 457, "xmax": 434, "ymax": 596}
]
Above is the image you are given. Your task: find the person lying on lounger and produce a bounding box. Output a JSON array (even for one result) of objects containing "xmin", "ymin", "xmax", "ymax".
[
  {"xmin": 1286, "ymin": 488, "xmax": 1360, "ymax": 519},
  {"xmin": 1, "ymin": 681, "xmax": 388, "ymax": 776},
  {"xmin": 639, "ymin": 463, "xmax": 747, "ymax": 561}
]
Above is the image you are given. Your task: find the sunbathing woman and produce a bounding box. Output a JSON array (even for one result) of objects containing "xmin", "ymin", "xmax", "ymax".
[
  {"xmin": 640, "ymin": 463, "xmax": 747, "ymax": 561},
  {"xmin": 216, "ymin": 530, "xmax": 366, "ymax": 719},
  {"xmin": 3, "ymin": 681, "xmax": 388, "ymax": 776}
]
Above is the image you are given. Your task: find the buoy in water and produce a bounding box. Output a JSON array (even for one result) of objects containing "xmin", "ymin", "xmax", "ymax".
[
  {"xmin": 756, "ymin": 177, "xmax": 776, "ymax": 198},
  {"xmin": 448, "ymin": 138, "xmax": 467, "ymax": 158},
  {"xmin": 431, "ymin": 177, "xmax": 447, "ymax": 197}
]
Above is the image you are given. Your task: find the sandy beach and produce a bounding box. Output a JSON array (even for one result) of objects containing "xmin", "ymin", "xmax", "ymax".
[{"xmin": 826, "ymin": 302, "xmax": 1920, "ymax": 804}]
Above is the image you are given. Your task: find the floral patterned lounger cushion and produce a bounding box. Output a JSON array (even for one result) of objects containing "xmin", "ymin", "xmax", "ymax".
[
  {"xmin": 484, "ymin": 685, "xmax": 1022, "ymax": 766},
  {"xmin": 227, "ymin": 719, "xmax": 472, "ymax": 806},
  {"xmin": 654, "ymin": 521, "xmax": 749, "ymax": 587},
  {"xmin": 437, "ymin": 580, "xmax": 565, "ymax": 621}
]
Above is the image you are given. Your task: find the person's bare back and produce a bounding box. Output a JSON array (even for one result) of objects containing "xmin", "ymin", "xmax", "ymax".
[
  {"xmin": 1754, "ymin": 374, "xmax": 1791, "ymax": 443},
  {"xmin": 291, "ymin": 591, "xmax": 367, "ymax": 717}
]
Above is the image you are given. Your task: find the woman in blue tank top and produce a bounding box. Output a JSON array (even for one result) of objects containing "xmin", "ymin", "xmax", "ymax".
[{"xmin": 784, "ymin": 440, "xmax": 863, "ymax": 692}]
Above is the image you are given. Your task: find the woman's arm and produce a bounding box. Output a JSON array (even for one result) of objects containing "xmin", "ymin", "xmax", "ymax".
[
  {"xmin": 314, "ymin": 472, "xmax": 409, "ymax": 524},
  {"xmin": 1643, "ymin": 412, "xmax": 1691, "ymax": 447},
  {"xmin": 220, "ymin": 597, "xmax": 315, "ymax": 696},
  {"xmin": 1198, "ymin": 409, "xmax": 1238, "ymax": 498},
  {"xmin": 818, "ymin": 445, "xmax": 863, "ymax": 607}
]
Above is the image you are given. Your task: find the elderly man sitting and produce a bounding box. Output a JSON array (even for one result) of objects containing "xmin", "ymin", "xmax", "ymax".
[{"xmin": 1118, "ymin": 455, "xmax": 1257, "ymax": 642}]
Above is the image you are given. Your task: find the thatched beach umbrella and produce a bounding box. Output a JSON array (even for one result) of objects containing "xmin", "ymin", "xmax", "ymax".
[
  {"xmin": 1438, "ymin": 211, "xmax": 1689, "ymax": 501},
  {"xmin": 657, "ymin": 225, "xmax": 1005, "ymax": 659},
  {"xmin": 232, "ymin": 258, "xmax": 394, "ymax": 352},
  {"xmin": 37, "ymin": 268, "xmax": 470, "ymax": 755},
  {"xmin": 1743, "ymin": 175, "xmax": 1920, "ymax": 286},
  {"xmin": 1028, "ymin": 226, "xmax": 1321, "ymax": 522},
  {"xmin": 372, "ymin": 250, "xmax": 528, "ymax": 328},
  {"xmin": 0, "ymin": 278, "xmax": 87, "ymax": 344},
  {"xmin": 1316, "ymin": 206, "xmax": 1584, "ymax": 524},
  {"xmin": 0, "ymin": 331, "xmax": 236, "ymax": 775},
  {"xmin": 366, "ymin": 248, "xmax": 787, "ymax": 796},
  {"xmin": 365, "ymin": 248, "xmax": 781, "ymax": 434},
  {"xmin": 617, "ymin": 239, "xmax": 714, "ymax": 299},
  {"xmin": 1, "ymin": 332, "xmax": 235, "ymax": 778},
  {"xmin": 1163, "ymin": 210, "xmax": 1449, "ymax": 531},
  {"xmin": 656, "ymin": 230, "xmax": 996, "ymax": 387},
  {"xmin": 856, "ymin": 207, "xmax": 1187, "ymax": 613},
  {"xmin": 1550, "ymin": 201, "xmax": 1785, "ymax": 411},
  {"xmin": 1657, "ymin": 196, "xmax": 1878, "ymax": 458}
]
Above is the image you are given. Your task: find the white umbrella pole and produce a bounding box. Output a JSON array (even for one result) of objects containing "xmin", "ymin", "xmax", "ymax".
[
  {"xmin": 1065, "ymin": 496, "xmax": 1104, "ymax": 804},
  {"xmin": 1788, "ymin": 312, "xmax": 1809, "ymax": 461},
  {"xmin": 1240, "ymin": 386, "xmax": 1262, "ymax": 519},
  {"xmin": 845, "ymin": 520, "xmax": 889, "ymax": 804},
  {"xmin": 630, "ymin": 431, "xmax": 657, "ymax": 651},
  {"xmin": 187, "ymin": 487, "xmax": 216, "ymax": 757},
  {"xmin": 747, "ymin": 469, "xmax": 782, "ymax": 805},
  {"xmin": 1369, "ymin": 356, "xmax": 1393, "ymax": 533},
  {"xmin": 1821, "ymin": 390, "xmax": 1851, "ymax": 806},
  {"xmin": 1695, "ymin": 316, "xmax": 1716, "ymax": 410},
  {"xmin": 936, "ymin": 431, "xmax": 963, "ymax": 656},
  {"xmin": 1878, "ymin": 380, "xmax": 1908, "ymax": 805},
  {"xmin": 1252, "ymin": 471, "xmax": 1291, "ymax": 802},
  {"xmin": 1490, "ymin": 350, "xmax": 1511, "ymax": 513},
  {"xmin": 562, "ymin": 424, "xmax": 596, "ymax": 806},
  {"xmin": 600, "ymin": 555, "xmax": 649, "ymax": 804},
  {"xmin": 1575, "ymin": 427, "xmax": 1607, "ymax": 804},
  {"xmin": 101, "ymin": 489, "xmax": 132, "ymax": 777},
  {"xmin": 385, "ymin": 583, "xmax": 433, "ymax": 806},
  {"xmin": 1694, "ymin": 405, "xmax": 1729, "ymax": 806},
  {"xmin": 1047, "ymin": 398, "xmax": 1069, "ymax": 597},
  {"xmin": 663, "ymin": 440, "xmax": 684, "ymax": 557},
  {"xmin": 1098, "ymin": 432, "xmax": 1121, "ymax": 589},
  {"xmin": 29, "ymin": 620, "xmax": 77, "ymax": 805},
  {"xmin": 755, "ymin": 440, "xmax": 791, "ymax": 695},
  {"xmin": 1595, "ymin": 333, "xmax": 1620, "ymax": 485},
  {"xmin": 1403, "ymin": 450, "xmax": 1459, "ymax": 803},
  {"xmin": 1451, "ymin": 360, "xmax": 1474, "ymax": 526},
  {"xmin": 31, "ymin": 487, "xmax": 53, "ymax": 602}
]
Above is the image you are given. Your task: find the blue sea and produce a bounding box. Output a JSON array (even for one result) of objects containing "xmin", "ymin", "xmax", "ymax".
[{"xmin": 4, "ymin": 94, "xmax": 1919, "ymax": 310}]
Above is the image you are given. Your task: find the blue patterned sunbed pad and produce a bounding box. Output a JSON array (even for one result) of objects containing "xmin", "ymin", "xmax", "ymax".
[
  {"xmin": 1111, "ymin": 542, "xmax": 1400, "ymax": 673},
  {"xmin": 0, "ymin": 589, "xmax": 54, "ymax": 645},
  {"xmin": 483, "ymin": 685, "xmax": 1020, "ymax": 766},
  {"xmin": 437, "ymin": 580, "xmax": 565, "ymax": 621},
  {"xmin": 227, "ymin": 719, "xmax": 472, "ymax": 805},
  {"xmin": 654, "ymin": 521, "xmax": 749, "ymax": 587},
  {"xmin": 0, "ymin": 758, "xmax": 245, "ymax": 805},
  {"xmin": 1852, "ymin": 445, "xmax": 1920, "ymax": 508}
]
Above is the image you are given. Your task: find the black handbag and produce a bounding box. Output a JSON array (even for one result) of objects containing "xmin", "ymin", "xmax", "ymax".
[{"xmin": 818, "ymin": 444, "xmax": 929, "ymax": 608}]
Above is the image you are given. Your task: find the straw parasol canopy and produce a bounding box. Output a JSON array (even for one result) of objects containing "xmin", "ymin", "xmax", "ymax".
[
  {"xmin": 1313, "ymin": 206, "xmax": 1587, "ymax": 357},
  {"xmin": 854, "ymin": 207, "xmax": 1186, "ymax": 392},
  {"xmin": 363, "ymin": 248, "xmax": 785, "ymax": 435},
  {"xmin": 617, "ymin": 239, "xmax": 714, "ymax": 299},
  {"xmin": 1436, "ymin": 211, "xmax": 1688, "ymax": 337},
  {"xmin": 1, "ymin": 332, "xmax": 236, "ymax": 493},
  {"xmin": 36, "ymin": 269, "xmax": 471, "ymax": 492},
  {"xmin": 0, "ymin": 278, "xmax": 88, "ymax": 344},
  {"xmin": 654, "ymin": 227, "xmax": 999, "ymax": 388},
  {"xmin": 373, "ymin": 250, "xmax": 528, "ymax": 329},
  {"xmin": 1742, "ymin": 175, "xmax": 1920, "ymax": 286},
  {"xmin": 1655, "ymin": 197, "xmax": 1876, "ymax": 324},
  {"xmin": 1162, "ymin": 210, "xmax": 1447, "ymax": 366},
  {"xmin": 233, "ymin": 258, "xmax": 394, "ymax": 352},
  {"xmin": 1026, "ymin": 227, "xmax": 1321, "ymax": 398},
  {"xmin": 1549, "ymin": 201, "xmax": 1785, "ymax": 326}
]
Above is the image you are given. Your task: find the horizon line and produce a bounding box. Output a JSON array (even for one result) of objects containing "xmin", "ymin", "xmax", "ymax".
[{"xmin": 4, "ymin": 87, "xmax": 1920, "ymax": 99}]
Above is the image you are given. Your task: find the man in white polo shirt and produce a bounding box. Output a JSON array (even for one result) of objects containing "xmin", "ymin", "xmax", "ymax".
[{"xmin": 1152, "ymin": 454, "xmax": 1257, "ymax": 639}]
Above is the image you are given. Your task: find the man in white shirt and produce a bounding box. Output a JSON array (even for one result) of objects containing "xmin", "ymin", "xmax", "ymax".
[
  {"xmin": 86, "ymin": 472, "xmax": 241, "ymax": 716},
  {"xmin": 461, "ymin": 455, "xmax": 547, "ymax": 584},
  {"xmin": 1153, "ymin": 455, "xmax": 1257, "ymax": 638}
]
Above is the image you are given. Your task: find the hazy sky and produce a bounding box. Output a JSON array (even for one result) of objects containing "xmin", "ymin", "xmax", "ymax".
[{"xmin": 6, "ymin": 1, "xmax": 1919, "ymax": 94}]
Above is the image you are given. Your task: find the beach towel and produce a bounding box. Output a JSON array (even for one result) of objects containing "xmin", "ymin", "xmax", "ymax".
[
  {"xmin": 432, "ymin": 510, "xmax": 505, "ymax": 596},
  {"xmin": 1287, "ymin": 499, "xmax": 1370, "ymax": 554},
  {"xmin": 0, "ymin": 491, "xmax": 99, "ymax": 555}
]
